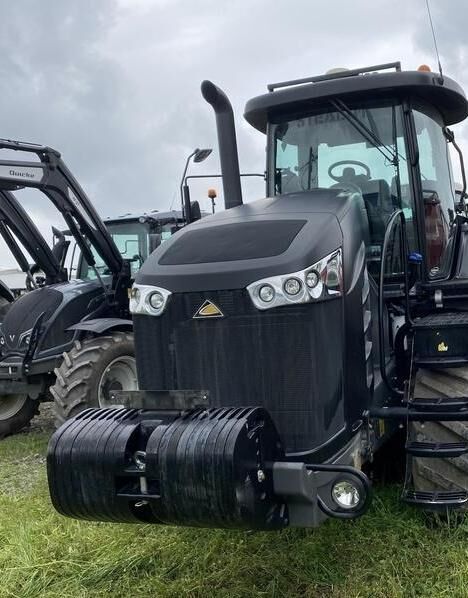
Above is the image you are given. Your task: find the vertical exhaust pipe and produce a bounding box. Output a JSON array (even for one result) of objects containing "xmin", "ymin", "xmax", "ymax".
[{"xmin": 201, "ymin": 80, "xmax": 243, "ymax": 209}]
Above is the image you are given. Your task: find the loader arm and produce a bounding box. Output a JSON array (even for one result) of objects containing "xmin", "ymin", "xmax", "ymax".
[
  {"xmin": 0, "ymin": 190, "xmax": 66, "ymax": 284},
  {"xmin": 0, "ymin": 139, "xmax": 123, "ymax": 279}
]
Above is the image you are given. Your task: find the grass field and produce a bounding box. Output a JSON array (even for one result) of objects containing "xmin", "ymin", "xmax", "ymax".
[{"xmin": 1, "ymin": 409, "xmax": 468, "ymax": 598}]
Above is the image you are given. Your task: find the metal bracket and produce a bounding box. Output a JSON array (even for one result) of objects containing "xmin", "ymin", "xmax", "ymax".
[
  {"xmin": 22, "ymin": 312, "xmax": 45, "ymax": 375},
  {"xmin": 111, "ymin": 389, "xmax": 210, "ymax": 411}
]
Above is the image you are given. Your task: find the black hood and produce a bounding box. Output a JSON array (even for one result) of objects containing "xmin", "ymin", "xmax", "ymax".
[{"xmin": 136, "ymin": 188, "xmax": 368, "ymax": 293}]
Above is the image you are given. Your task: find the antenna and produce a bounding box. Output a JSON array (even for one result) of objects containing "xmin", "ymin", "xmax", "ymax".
[{"xmin": 425, "ymin": 0, "xmax": 443, "ymax": 81}]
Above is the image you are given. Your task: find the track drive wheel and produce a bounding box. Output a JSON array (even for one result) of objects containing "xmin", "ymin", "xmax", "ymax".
[
  {"xmin": 51, "ymin": 331, "xmax": 137, "ymax": 427},
  {"xmin": 411, "ymin": 367, "xmax": 468, "ymax": 509},
  {"xmin": 0, "ymin": 394, "xmax": 38, "ymax": 438}
]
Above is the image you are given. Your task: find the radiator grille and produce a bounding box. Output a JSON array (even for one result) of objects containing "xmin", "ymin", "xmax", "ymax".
[{"xmin": 134, "ymin": 290, "xmax": 344, "ymax": 453}]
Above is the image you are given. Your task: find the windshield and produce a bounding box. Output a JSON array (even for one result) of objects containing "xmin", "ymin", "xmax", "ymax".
[
  {"xmin": 77, "ymin": 221, "xmax": 179, "ymax": 280},
  {"xmin": 77, "ymin": 221, "xmax": 151, "ymax": 280},
  {"xmin": 413, "ymin": 104, "xmax": 457, "ymax": 278},
  {"xmin": 270, "ymin": 102, "xmax": 416, "ymax": 263}
]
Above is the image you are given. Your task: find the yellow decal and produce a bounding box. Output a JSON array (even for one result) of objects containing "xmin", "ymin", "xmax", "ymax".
[
  {"xmin": 378, "ymin": 419, "xmax": 385, "ymax": 437},
  {"xmin": 437, "ymin": 341, "xmax": 449, "ymax": 352},
  {"xmin": 194, "ymin": 300, "xmax": 224, "ymax": 319}
]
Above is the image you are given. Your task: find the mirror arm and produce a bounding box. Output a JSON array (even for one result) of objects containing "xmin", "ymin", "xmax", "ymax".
[{"xmin": 444, "ymin": 127, "xmax": 467, "ymax": 214}]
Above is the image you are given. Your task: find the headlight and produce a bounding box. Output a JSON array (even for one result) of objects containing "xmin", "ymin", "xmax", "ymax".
[
  {"xmin": 259, "ymin": 284, "xmax": 275, "ymax": 303},
  {"xmin": 247, "ymin": 248, "xmax": 342, "ymax": 310},
  {"xmin": 130, "ymin": 284, "xmax": 172, "ymax": 316},
  {"xmin": 148, "ymin": 291, "xmax": 165, "ymax": 310},
  {"xmin": 283, "ymin": 277, "xmax": 302, "ymax": 296}
]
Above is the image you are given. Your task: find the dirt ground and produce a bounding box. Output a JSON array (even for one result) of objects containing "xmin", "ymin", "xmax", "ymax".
[{"xmin": 24, "ymin": 401, "xmax": 55, "ymax": 435}]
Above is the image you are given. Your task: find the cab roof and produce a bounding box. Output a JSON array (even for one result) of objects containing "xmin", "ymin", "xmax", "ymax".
[
  {"xmin": 103, "ymin": 210, "xmax": 185, "ymax": 225},
  {"xmin": 244, "ymin": 64, "xmax": 468, "ymax": 132}
]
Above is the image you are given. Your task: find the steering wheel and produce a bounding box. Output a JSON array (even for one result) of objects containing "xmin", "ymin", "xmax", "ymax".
[{"xmin": 328, "ymin": 160, "xmax": 371, "ymax": 183}]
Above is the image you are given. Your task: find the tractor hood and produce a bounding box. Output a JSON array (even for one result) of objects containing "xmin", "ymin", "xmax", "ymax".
[{"xmin": 136, "ymin": 187, "xmax": 368, "ymax": 293}]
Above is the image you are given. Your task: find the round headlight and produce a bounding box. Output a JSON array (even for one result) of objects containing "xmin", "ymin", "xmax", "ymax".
[
  {"xmin": 331, "ymin": 480, "xmax": 361, "ymax": 510},
  {"xmin": 259, "ymin": 284, "xmax": 275, "ymax": 303},
  {"xmin": 306, "ymin": 270, "xmax": 320, "ymax": 288},
  {"xmin": 148, "ymin": 291, "xmax": 165, "ymax": 311},
  {"xmin": 284, "ymin": 277, "xmax": 302, "ymax": 296}
]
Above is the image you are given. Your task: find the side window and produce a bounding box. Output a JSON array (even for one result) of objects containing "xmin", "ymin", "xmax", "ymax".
[
  {"xmin": 275, "ymin": 141, "xmax": 300, "ymax": 194},
  {"xmin": 414, "ymin": 108, "xmax": 456, "ymax": 277},
  {"xmin": 112, "ymin": 233, "xmax": 142, "ymax": 275}
]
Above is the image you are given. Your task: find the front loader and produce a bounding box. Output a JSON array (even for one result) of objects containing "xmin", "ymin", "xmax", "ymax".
[
  {"xmin": 0, "ymin": 140, "xmax": 195, "ymax": 436},
  {"xmin": 49, "ymin": 62, "xmax": 468, "ymax": 528},
  {"xmin": 0, "ymin": 188, "xmax": 68, "ymax": 433}
]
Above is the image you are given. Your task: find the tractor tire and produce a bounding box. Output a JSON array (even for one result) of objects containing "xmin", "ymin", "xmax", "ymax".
[
  {"xmin": 51, "ymin": 331, "xmax": 138, "ymax": 427},
  {"xmin": 411, "ymin": 367, "xmax": 468, "ymax": 508},
  {"xmin": 0, "ymin": 394, "xmax": 38, "ymax": 439}
]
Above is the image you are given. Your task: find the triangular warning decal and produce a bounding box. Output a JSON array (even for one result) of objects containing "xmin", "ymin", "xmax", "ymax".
[{"xmin": 193, "ymin": 300, "xmax": 224, "ymax": 319}]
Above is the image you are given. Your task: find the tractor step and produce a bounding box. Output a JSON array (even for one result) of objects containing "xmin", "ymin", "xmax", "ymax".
[
  {"xmin": 406, "ymin": 440, "xmax": 468, "ymax": 458},
  {"xmin": 402, "ymin": 489, "xmax": 468, "ymax": 508},
  {"xmin": 408, "ymin": 397, "xmax": 468, "ymax": 421},
  {"xmin": 412, "ymin": 312, "xmax": 468, "ymax": 367}
]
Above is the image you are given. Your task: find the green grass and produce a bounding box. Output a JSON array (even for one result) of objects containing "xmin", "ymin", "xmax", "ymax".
[{"xmin": 1, "ymin": 428, "xmax": 468, "ymax": 598}]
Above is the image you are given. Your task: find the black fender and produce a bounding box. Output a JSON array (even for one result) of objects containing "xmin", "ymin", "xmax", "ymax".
[{"xmin": 67, "ymin": 317, "xmax": 133, "ymax": 335}]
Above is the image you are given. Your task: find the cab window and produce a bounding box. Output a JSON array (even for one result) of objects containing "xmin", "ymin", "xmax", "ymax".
[
  {"xmin": 270, "ymin": 102, "xmax": 417, "ymax": 275},
  {"xmin": 77, "ymin": 222, "xmax": 150, "ymax": 280},
  {"xmin": 413, "ymin": 104, "xmax": 456, "ymax": 278}
]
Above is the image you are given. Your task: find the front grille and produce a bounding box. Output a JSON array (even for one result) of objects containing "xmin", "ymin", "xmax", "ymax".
[{"xmin": 134, "ymin": 290, "xmax": 345, "ymax": 454}]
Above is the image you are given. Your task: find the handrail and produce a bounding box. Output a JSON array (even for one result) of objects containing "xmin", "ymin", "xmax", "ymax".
[
  {"xmin": 267, "ymin": 62, "xmax": 401, "ymax": 92},
  {"xmin": 378, "ymin": 209, "xmax": 411, "ymax": 396}
]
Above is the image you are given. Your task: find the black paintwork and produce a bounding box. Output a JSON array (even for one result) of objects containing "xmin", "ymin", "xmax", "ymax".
[
  {"xmin": 135, "ymin": 187, "xmax": 370, "ymax": 459},
  {"xmin": 67, "ymin": 317, "xmax": 132, "ymax": 334},
  {"xmin": 0, "ymin": 279, "xmax": 105, "ymax": 361},
  {"xmin": 201, "ymin": 81, "xmax": 243, "ymax": 209},
  {"xmin": 137, "ymin": 188, "xmax": 359, "ymax": 293}
]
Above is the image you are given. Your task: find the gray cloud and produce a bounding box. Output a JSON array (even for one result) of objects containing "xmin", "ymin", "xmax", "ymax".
[{"xmin": 0, "ymin": 0, "xmax": 466, "ymax": 266}]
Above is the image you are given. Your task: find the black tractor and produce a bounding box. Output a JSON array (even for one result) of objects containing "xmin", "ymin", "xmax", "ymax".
[
  {"xmin": 0, "ymin": 140, "xmax": 191, "ymax": 436},
  {"xmin": 48, "ymin": 62, "xmax": 468, "ymax": 529}
]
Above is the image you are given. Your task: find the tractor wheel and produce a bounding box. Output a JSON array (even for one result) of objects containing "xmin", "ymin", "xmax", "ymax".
[
  {"xmin": 411, "ymin": 367, "xmax": 468, "ymax": 508},
  {"xmin": 0, "ymin": 394, "xmax": 38, "ymax": 439},
  {"xmin": 51, "ymin": 331, "xmax": 138, "ymax": 427}
]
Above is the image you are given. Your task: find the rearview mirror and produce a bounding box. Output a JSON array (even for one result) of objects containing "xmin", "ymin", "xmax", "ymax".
[
  {"xmin": 148, "ymin": 233, "xmax": 162, "ymax": 253},
  {"xmin": 422, "ymin": 190, "xmax": 440, "ymax": 205},
  {"xmin": 190, "ymin": 201, "xmax": 201, "ymax": 222}
]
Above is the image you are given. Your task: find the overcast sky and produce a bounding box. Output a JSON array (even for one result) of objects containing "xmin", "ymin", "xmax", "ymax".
[{"xmin": 0, "ymin": 0, "xmax": 467, "ymax": 267}]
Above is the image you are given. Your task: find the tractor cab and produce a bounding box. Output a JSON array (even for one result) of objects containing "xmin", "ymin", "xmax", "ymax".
[
  {"xmin": 75, "ymin": 210, "xmax": 187, "ymax": 280},
  {"xmin": 244, "ymin": 62, "xmax": 466, "ymax": 283}
]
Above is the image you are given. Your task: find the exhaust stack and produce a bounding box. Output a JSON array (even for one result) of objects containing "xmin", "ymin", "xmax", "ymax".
[{"xmin": 201, "ymin": 80, "xmax": 243, "ymax": 209}]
